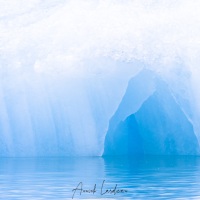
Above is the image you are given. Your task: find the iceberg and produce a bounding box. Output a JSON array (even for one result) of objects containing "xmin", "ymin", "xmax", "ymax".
[{"xmin": 1, "ymin": 1, "xmax": 200, "ymax": 157}]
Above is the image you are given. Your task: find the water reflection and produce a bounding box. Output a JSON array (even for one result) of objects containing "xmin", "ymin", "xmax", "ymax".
[{"xmin": 0, "ymin": 156, "xmax": 200, "ymax": 199}]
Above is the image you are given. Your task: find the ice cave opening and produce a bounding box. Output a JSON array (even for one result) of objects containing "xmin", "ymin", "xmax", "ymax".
[{"xmin": 103, "ymin": 70, "xmax": 200, "ymax": 156}]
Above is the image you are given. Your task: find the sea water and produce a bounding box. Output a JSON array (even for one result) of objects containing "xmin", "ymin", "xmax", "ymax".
[{"xmin": 0, "ymin": 156, "xmax": 200, "ymax": 199}]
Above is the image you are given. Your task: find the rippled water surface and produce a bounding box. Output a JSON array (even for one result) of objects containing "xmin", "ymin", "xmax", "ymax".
[{"xmin": 0, "ymin": 156, "xmax": 200, "ymax": 199}]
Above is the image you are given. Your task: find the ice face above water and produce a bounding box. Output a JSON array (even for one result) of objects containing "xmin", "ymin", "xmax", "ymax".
[
  {"xmin": 1, "ymin": 1, "xmax": 200, "ymax": 156},
  {"xmin": 0, "ymin": 58, "xmax": 142, "ymax": 156}
]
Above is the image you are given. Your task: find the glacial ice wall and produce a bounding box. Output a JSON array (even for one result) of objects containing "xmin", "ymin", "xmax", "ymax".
[{"xmin": 1, "ymin": 0, "xmax": 200, "ymax": 156}]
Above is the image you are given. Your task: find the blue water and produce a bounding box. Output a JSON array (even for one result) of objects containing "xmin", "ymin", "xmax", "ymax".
[{"xmin": 0, "ymin": 156, "xmax": 200, "ymax": 199}]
